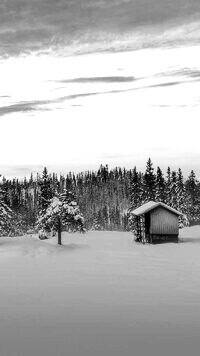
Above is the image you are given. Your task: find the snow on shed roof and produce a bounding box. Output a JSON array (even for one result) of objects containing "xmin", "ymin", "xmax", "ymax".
[{"xmin": 131, "ymin": 201, "xmax": 182, "ymax": 216}]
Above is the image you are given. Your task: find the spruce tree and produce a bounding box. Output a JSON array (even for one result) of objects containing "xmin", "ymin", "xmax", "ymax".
[
  {"xmin": 165, "ymin": 167, "xmax": 172, "ymax": 205},
  {"xmin": 143, "ymin": 158, "xmax": 156, "ymax": 202},
  {"xmin": 130, "ymin": 167, "xmax": 143, "ymax": 209},
  {"xmin": 38, "ymin": 167, "xmax": 53, "ymax": 213},
  {"xmin": 155, "ymin": 166, "xmax": 166, "ymax": 202}
]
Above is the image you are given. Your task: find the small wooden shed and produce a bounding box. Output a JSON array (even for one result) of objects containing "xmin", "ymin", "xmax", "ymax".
[{"xmin": 131, "ymin": 201, "xmax": 182, "ymax": 244}]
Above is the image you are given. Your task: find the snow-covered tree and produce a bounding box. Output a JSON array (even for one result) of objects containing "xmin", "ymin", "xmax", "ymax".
[
  {"xmin": 176, "ymin": 168, "xmax": 186, "ymax": 212},
  {"xmin": 0, "ymin": 188, "xmax": 13, "ymax": 236},
  {"xmin": 169, "ymin": 171, "xmax": 178, "ymax": 209},
  {"xmin": 175, "ymin": 169, "xmax": 189, "ymax": 228},
  {"xmin": 37, "ymin": 190, "xmax": 85, "ymax": 245},
  {"xmin": 185, "ymin": 170, "xmax": 200, "ymax": 222}
]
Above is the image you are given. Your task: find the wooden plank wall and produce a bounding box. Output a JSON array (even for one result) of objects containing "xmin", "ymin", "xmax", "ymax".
[{"xmin": 149, "ymin": 207, "xmax": 179, "ymax": 235}]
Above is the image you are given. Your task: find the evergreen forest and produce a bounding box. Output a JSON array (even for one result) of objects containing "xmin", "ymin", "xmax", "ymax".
[{"xmin": 0, "ymin": 158, "xmax": 200, "ymax": 236}]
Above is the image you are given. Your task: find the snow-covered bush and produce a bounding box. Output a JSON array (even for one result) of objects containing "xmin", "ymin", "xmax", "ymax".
[
  {"xmin": 179, "ymin": 214, "xmax": 190, "ymax": 229},
  {"xmin": 127, "ymin": 212, "xmax": 140, "ymax": 239},
  {"xmin": 38, "ymin": 229, "xmax": 48, "ymax": 240}
]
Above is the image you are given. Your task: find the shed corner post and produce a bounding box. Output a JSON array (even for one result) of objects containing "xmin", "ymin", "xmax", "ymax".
[{"xmin": 140, "ymin": 214, "xmax": 146, "ymax": 244}]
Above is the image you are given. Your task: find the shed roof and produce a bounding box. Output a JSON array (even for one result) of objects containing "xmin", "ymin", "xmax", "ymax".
[{"xmin": 131, "ymin": 201, "xmax": 182, "ymax": 216}]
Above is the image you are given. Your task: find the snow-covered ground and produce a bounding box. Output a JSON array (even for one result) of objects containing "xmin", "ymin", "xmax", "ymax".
[{"xmin": 0, "ymin": 227, "xmax": 200, "ymax": 356}]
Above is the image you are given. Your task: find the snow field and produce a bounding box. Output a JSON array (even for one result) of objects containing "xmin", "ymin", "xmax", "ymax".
[{"xmin": 0, "ymin": 227, "xmax": 200, "ymax": 356}]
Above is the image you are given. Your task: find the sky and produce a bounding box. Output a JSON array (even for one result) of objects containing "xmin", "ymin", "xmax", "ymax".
[{"xmin": 1, "ymin": 0, "xmax": 200, "ymax": 178}]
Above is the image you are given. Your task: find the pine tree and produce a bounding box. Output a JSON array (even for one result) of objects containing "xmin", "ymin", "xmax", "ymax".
[
  {"xmin": 155, "ymin": 166, "xmax": 166, "ymax": 202},
  {"xmin": 37, "ymin": 190, "xmax": 85, "ymax": 245},
  {"xmin": 143, "ymin": 158, "xmax": 156, "ymax": 202}
]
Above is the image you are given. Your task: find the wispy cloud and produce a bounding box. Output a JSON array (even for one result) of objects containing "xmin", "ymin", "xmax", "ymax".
[
  {"xmin": 55, "ymin": 76, "xmax": 137, "ymax": 83},
  {"xmin": 156, "ymin": 67, "xmax": 200, "ymax": 79},
  {"xmin": 0, "ymin": 102, "xmax": 37, "ymax": 117},
  {"xmin": 1, "ymin": 75, "xmax": 199, "ymax": 117}
]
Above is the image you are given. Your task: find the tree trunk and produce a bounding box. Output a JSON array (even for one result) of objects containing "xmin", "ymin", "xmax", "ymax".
[{"xmin": 57, "ymin": 217, "xmax": 62, "ymax": 245}]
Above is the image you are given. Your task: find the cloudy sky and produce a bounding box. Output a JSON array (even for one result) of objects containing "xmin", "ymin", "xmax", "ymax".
[{"xmin": 1, "ymin": 0, "xmax": 200, "ymax": 178}]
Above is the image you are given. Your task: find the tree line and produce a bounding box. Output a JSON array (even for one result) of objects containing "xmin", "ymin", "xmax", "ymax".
[{"xmin": 0, "ymin": 159, "xmax": 200, "ymax": 236}]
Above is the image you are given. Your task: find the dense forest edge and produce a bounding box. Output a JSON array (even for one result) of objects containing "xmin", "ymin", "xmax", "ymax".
[{"xmin": 0, "ymin": 158, "xmax": 199, "ymax": 237}]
